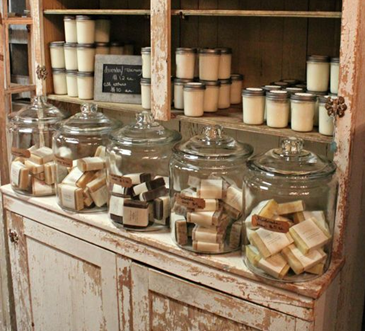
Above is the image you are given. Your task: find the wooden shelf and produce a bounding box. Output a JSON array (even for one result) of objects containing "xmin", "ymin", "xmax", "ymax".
[
  {"xmin": 6, "ymin": 84, "xmax": 36, "ymax": 94},
  {"xmin": 171, "ymin": 10, "xmax": 342, "ymax": 19},
  {"xmin": 43, "ymin": 9, "xmax": 150, "ymax": 16}
]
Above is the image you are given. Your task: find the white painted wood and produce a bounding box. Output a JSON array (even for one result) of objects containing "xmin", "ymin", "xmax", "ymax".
[{"xmin": 117, "ymin": 256, "xmax": 132, "ymax": 331}]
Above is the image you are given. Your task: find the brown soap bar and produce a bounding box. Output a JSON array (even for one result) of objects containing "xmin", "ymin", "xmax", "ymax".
[
  {"xmin": 154, "ymin": 196, "xmax": 170, "ymax": 221},
  {"xmin": 175, "ymin": 219, "xmax": 188, "ymax": 245},
  {"xmin": 44, "ymin": 162, "xmax": 56, "ymax": 185},
  {"xmin": 76, "ymin": 171, "xmax": 97, "ymax": 189},
  {"xmin": 132, "ymin": 177, "xmax": 165, "ymax": 196},
  {"xmin": 140, "ymin": 186, "xmax": 169, "ymax": 202},
  {"xmin": 123, "ymin": 200, "xmax": 152, "ymax": 228}
]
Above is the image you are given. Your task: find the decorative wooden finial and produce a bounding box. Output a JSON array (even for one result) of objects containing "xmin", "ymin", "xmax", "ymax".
[{"xmin": 325, "ymin": 96, "xmax": 347, "ymax": 118}]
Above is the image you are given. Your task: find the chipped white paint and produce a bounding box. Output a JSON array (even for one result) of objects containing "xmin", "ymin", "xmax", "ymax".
[{"xmin": 117, "ymin": 256, "xmax": 132, "ymax": 331}]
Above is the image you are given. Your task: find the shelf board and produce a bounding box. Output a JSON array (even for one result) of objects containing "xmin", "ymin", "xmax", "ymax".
[
  {"xmin": 43, "ymin": 9, "xmax": 150, "ymax": 16},
  {"xmin": 6, "ymin": 84, "xmax": 36, "ymax": 94},
  {"xmin": 171, "ymin": 10, "xmax": 342, "ymax": 19}
]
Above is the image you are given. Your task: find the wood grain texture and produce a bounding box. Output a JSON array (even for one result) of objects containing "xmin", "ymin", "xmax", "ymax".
[{"xmin": 117, "ymin": 257, "xmax": 132, "ymax": 331}]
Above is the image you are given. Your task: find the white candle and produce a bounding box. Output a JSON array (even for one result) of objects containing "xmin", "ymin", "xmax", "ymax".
[
  {"xmin": 199, "ymin": 49, "xmax": 221, "ymax": 81},
  {"xmin": 141, "ymin": 78, "xmax": 151, "ymax": 110},
  {"xmin": 53, "ymin": 69, "xmax": 67, "ymax": 95},
  {"xmin": 291, "ymin": 93, "xmax": 316, "ymax": 132},
  {"xmin": 66, "ymin": 71, "xmax": 78, "ymax": 97},
  {"xmin": 307, "ymin": 55, "xmax": 330, "ymax": 92},
  {"xmin": 217, "ymin": 48, "xmax": 232, "ymax": 80},
  {"xmin": 64, "ymin": 16, "xmax": 77, "ymax": 43},
  {"xmin": 266, "ymin": 91, "xmax": 289, "ymax": 128},
  {"xmin": 230, "ymin": 74, "xmax": 244, "ymax": 104},
  {"xmin": 201, "ymin": 80, "xmax": 220, "ymax": 113},
  {"xmin": 218, "ymin": 79, "xmax": 231, "ymax": 109},
  {"xmin": 141, "ymin": 47, "xmax": 151, "ymax": 79},
  {"xmin": 77, "ymin": 44, "xmax": 96, "ymax": 72},
  {"xmin": 76, "ymin": 15, "xmax": 95, "ymax": 44},
  {"xmin": 64, "ymin": 42, "xmax": 78, "ymax": 71},
  {"xmin": 174, "ymin": 78, "xmax": 193, "ymax": 110},
  {"xmin": 307, "ymin": 91, "xmax": 326, "ymax": 126},
  {"xmin": 319, "ymin": 96, "xmax": 335, "ymax": 136},
  {"xmin": 330, "ymin": 57, "xmax": 340, "ymax": 94},
  {"xmin": 95, "ymin": 42, "xmax": 110, "ymax": 55},
  {"xmin": 77, "ymin": 72, "xmax": 94, "ymax": 100},
  {"xmin": 49, "ymin": 41, "xmax": 65, "ymax": 69},
  {"xmin": 95, "ymin": 17, "xmax": 110, "ymax": 43},
  {"xmin": 184, "ymin": 82, "xmax": 206, "ymax": 117},
  {"xmin": 242, "ymin": 88, "xmax": 265, "ymax": 125},
  {"xmin": 176, "ymin": 48, "xmax": 196, "ymax": 79}
]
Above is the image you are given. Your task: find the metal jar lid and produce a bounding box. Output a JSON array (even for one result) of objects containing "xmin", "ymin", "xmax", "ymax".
[
  {"xmin": 174, "ymin": 78, "xmax": 194, "ymax": 86},
  {"xmin": 64, "ymin": 42, "xmax": 77, "ymax": 48},
  {"xmin": 141, "ymin": 46, "xmax": 151, "ymax": 54},
  {"xmin": 77, "ymin": 43, "xmax": 96, "ymax": 49},
  {"xmin": 242, "ymin": 88, "xmax": 265, "ymax": 96},
  {"xmin": 49, "ymin": 41, "xmax": 64, "ymax": 48},
  {"xmin": 199, "ymin": 48, "xmax": 221, "ymax": 55},
  {"xmin": 307, "ymin": 55, "xmax": 330, "ymax": 63},
  {"xmin": 219, "ymin": 79, "xmax": 232, "ymax": 85},
  {"xmin": 199, "ymin": 80, "xmax": 221, "ymax": 87},
  {"xmin": 266, "ymin": 90, "xmax": 289, "ymax": 100},
  {"xmin": 262, "ymin": 85, "xmax": 281, "ymax": 92},
  {"xmin": 295, "ymin": 84, "xmax": 307, "ymax": 89},
  {"xmin": 231, "ymin": 74, "xmax": 244, "ymax": 81},
  {"xmin": 281, "ymin": 79, "xmax": 299, "ymax": 85},
  {"xmin": 291, "ymin": 93, "xmax": 317, "ymax": 102},
  {"xmin": 52, "ymin": 68, "xmax": 66, "ymax": 74},
  {"xmin": 176, "ymin": 47, "xmax": 197, "ymax": 54},
  {"xmin": 110, "ymin": 41, "xmax": 124, "ymax": 47},
  {"xmin": 331, "ymin": 57, "xmax": 340, "ymax": 63},
  {"xmin": 306, "ymin": 90, "xmax": 327, "ymax": 96},
  {"xmin": 76, "ymin": 15, "xmax": 94, "ymax": 20},
  {"xmin": 216, "ymin": 47, "xmax": 232, "ymax": 54},
  {"xmin": 140, "ymin": 78, "xmax": 151, "ymax": 85},
  {"xmin": 285, "ymin": 87, "xmax": 304, "ymax": 94},
  {"xmin": 64, "ymin": 15, "xmax": 75, "ymax": 21},
  {"xmin": 77, "ymin": 71, "xmax": 94, "ymax": 77},
  {"xmin": 95, "ymin": 42, "xmax": 109, "ymax": 47},
  {"xmin": 272, "ymin": 81, "xmax": 289, "ymax": 87},
  {"xmin": 183, "ymin": 82, "xmax": 206, "ymax": 91},
  {"xmin": 66, "ymin": 70, "xmax": 78, "ymax": 76}
]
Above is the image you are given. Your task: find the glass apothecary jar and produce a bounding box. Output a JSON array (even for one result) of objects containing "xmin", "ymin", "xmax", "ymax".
[
  {"xmin": 53, "ymin": 103, "xmax": 118, "ymax": 213},
  {"xmin": 170, "ymin": 125, "xmax": 253, "ymax": 254},
  {"xmin": 106, "ymin": 111, "xmax": 181, "ymax": 231},
  {"xmin": 243, "ymin": 137, "xmax": 337, "ymax": 282},
  {"xmin": 8, "ymin": 96, "xmax": 68, "ymax": 196}
]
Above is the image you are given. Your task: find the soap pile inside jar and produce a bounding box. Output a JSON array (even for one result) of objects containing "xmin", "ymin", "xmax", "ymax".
[
  {"xmin": 57, "ymin": 146, "xmax": 108, "ymax": 211},
  {"xmin": 172, "ymin": 176, "xmax": 243, "ymax": 253},
  {"xmin": 245, "ymin": 199, "xmax": 331, "ymax": 280},
  {"xmin": 109, "ymin": 173, "xmax": 170, "ymax": 229},
  {"xmin": 11, "ymin": 146, "xmax": 56, "ymax": 196}
]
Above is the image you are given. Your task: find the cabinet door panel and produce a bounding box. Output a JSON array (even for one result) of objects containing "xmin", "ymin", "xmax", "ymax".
[{"xmin": 6, "ymin": 212, "xmax": 120, "ymax": 331}]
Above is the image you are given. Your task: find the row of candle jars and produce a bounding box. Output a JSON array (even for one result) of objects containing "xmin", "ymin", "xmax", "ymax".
[{"xmin": 8, "ymin": 100, "xmax": 337, "ymax": 283}]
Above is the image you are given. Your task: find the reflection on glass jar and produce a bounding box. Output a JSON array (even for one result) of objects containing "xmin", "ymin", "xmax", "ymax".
[
  {"xmin": 170, "ymin": 125, "xmax": 253, "ymax": 254},
  {"xmin": 243, "ymin": 137, "xmax": 337, "ymax": 282}
]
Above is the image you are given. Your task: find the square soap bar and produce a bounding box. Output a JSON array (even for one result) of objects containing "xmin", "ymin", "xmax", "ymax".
[{"xmin": 257, "ymin": 253, "xmax": 290, "ymax": 280}]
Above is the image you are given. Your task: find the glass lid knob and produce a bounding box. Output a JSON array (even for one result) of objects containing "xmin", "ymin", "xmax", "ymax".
[
  {"xmin": 135, "ymin": 111, "xmax": 155, "ymax": 128},
  {"xmin": 203, "ymin": 125, "xmax": 223, "ymax": 140},
  {"xmin": 280, "ymin": 137, "xmax": 304, "ymax": 156},
  {"xmin": 81, "ymin": 103, "xmax": 98, "ymax": 115}
]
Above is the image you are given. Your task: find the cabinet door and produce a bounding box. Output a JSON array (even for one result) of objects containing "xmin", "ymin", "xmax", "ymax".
[
  {"xmin": 130, "ymin": 263, "xmax": 298, "ymax": 331},
  {"xmin": 6, "ymin": 211, "xmax": 120, "ymax": 331}
]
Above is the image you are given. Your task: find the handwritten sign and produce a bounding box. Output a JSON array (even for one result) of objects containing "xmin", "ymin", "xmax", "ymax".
[
  {"xmin": 176, "ymin": 194, "xmax": 206, "ymax": 210},
  {"xmin": 94, "ymin": 55, "xmax": 142, "ymax": 104},
  {"xmin": 251, "ymin": 215, "xmax": 290, "ymax": 233}
]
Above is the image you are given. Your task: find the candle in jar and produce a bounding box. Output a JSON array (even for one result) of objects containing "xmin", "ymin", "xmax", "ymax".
[
  {"xmin": 49, "ymin": 41, "xmax": 65, "ymax": 69},
  {"xmin": 95, "ymin": 42, "xmax": 110, "ymax": 55},
  {"xmin": 77, "ymin": 72, "xmax": 94, "ymax": 100},
  {"xmin": 176, "ymin": 48, "xmax": 196, "ymax": 80},
  {"xmin": 53, "ymin": 69, "xmax": 67, "ymax": 95},
  {"xmin": 217, "ymin": 48, "xmax": 232, "ymax": 80},
  {"xmin": 95, "ymin": 16, "xmax": 111, "ymax": 43},
  {"xmin": 141, "ymin": 47, "xmax": 151, "ymax": 79},
  {"xmin": 174, "ymin": 78, "xmax": 193, "ymax": 110},
  {"xmin": 184, "ymin": 82, "xmax": 206, "ymax": 117},
  {"xmin": 306, "ymin": 55, "xmax": 330, "ymax": 92},
  {"xmin": 291, "ymin": 93, "xmax": 317, "ymax": 132},
  {"xmin": 199, "ymin": 49, "xmax": 221, "ymax": 81},
  {"xmin": 230, "ymin": 74, "xmax": 244, "ymax": 104},
  {"xmin": 66, "ymin": 71, "xmax": 78, "ymax": 97},
  {"xmin": 64, "ymin": 42, "xmax": 78, "ymax": 71},
  {"xmin": 218, "ymin": 79, "xmax": 232, "ymax": 109},
  {"xmin": 200, "ymin": 80, "xmax": 220, "ymax": 113},
  {"xmin": 307, "ymin": 90, "xmax": 326, "ymax": 126},
  {"xmin": 110, "ymin": 42, "xmax": 124, "ymax": 55},
  {"xmin": 242, "ymin": 88, "xmax": 265, "ymax": 125},
  {"xmin": 64, "ymin": 16, "xmax": 77, "ymax": 43},
  {"xmin": 319, "ymin": 96, "xmax": 335, "ymax": 136},
  {"xmin": 76, "ymin": 15, "xmax": 95, "ymax": 44},
  {"xmin": 266, "ymin": 91, "xmax": 290, "ymax": 128},
  {"xmin": 262, "ymin": 85, "xmax": 282, "ymax": 121},
  {"xmin": 141, "ymin": 78, "xmax": 151, "ymax": 110},
  {"xmin": 77, "ymin": 43, "xmax": 96, "ymax": 72},
  {"xmin": 330, "ymin": 57, "xmax": 340, "ymax": 94}
]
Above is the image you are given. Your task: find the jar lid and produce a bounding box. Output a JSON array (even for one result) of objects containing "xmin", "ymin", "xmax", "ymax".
[
  {"xmin": 49, "ymin": 41, "xmax": 64, "ymax": 48},
  {"xmin": 262, "ymin": 85, "xmax": 282, "ymax": 92},
  {"xmin": 141, "ymin": 46, "xmax": 151, "ymax": 54},
  {"xmin": 247, "ymin": 137, "xmax": 336, "ymax": 178},
  {"xmin": 272, "ymin": 81, "xmax": 289, "ymax": 87},
  {"xmin": 281, "ymin": 79, "xmax": 299, "ymax": 84},
  {"xmin": 216, "ymin": 47, "xmax": 232, "ymax": 54},
  {"xmin": 8, "ymin": 95, "xmax": 68, "ymax": 126},
  {"xmin": 306, "ymin": 90, "xmax": 327, "ymax": 96},
  {"xmin": 319, "ymin": 95, "xmax": 338, "ymax": 103},
  {"xmin": 199, "ymin": 48, "xmax": 221, "ymax": 55},
  {"xmin": 307, "ymin": 55, "xmax": 330, "ymax": 62},
  {"xmin": 266, "ymin": 90, "xmax": 289, "ymax": 100},
  {"xmin": 184, "ymin": 82, "xmax": 206, "ymax": 91},
  {"xmin": 110, "ymin": 41, "xmax": 124, "ymax": 47},
  {"xmin": 76, "ymin": 15, "xmax": 94, "ymax": 20},
  {"xmin": 199, "ymin": 80, "xmax": 221, "ymax": 87},
  {"xmin": 52, "ymin": 68, "xmax": 66, "ymax": 73},
  {"xmin": 64, "ymin": 42, "xmax": 77, "ymax": 48},
  {"xmin": 77, "ymin": 71, "xmax": 94, "ymax": 77},
  {"xmin": 231, "ymin": 74, "xmax": 244, "ymax": 81},
  {"xmin": 64, "ymin": 15, "xmax": 75, "ymax": 21},
  {"xmin": 140, "ymin": 78, "xmax": 151, "ymax": 85},
  {"xmin": 291, "ymin": 93, "xmax": 317, "ymax": 102},
  {"xmin": 59, "ymin": 103, "xmax": 117, "ymax": 135},
  {"xmin": 110, "ymin": 111, "xmax": 181, "ymax": 146},
  {"xmin": 174, "ymin": 78, "xmax": 194, "ymax": 85},
  {"xmin": 66, "ymin": 70, "xmax": 78, "ymax": 75},
  {"xmin": 295, "ymin": 84, "xmax": 307, "ymax": 89},
  {"xmin": 95, "ymin": 42, "xmax": 110, "ymax": 47},
  {"xmin": 77, "ymin": 43, "xmax": 96, "ymax": 49},
  {"xmin": 173, "ymin": 125, "xmax": 253, "ymax": 161},
  {"xmin": 285, "ymin": 87, "xmax": 304, "ymax": 94},
  {"xmin": 176, "ymin": 47, "xmax": 197, "ymax": 54},
  {"xmin": 331, "ymin": 57, "xmax": 340, "ymax": 63},
  {"xmin": 242, "ymin": 88, "xmax": 265, "ymax": 96}
]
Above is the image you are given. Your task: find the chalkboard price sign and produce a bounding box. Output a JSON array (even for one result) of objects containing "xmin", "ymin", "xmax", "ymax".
[
  {"xmin": 94, "ymin": 55, "xmax": 143, "ymax": 104},
  {"xmin": 102, "ymin": 64, "xmax": 142, "ymax": 95}
]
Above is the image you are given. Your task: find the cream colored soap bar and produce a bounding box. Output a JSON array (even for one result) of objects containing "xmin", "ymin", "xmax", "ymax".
[
  {"xmin": 195, "ymin": 199, "xmax": 219, "ymax": 212},
  {"xmin": 86, "ymin": 176, "xmax": 108, "ymax": 207},
  {"xmin": 306, "ymin": 262, "xmax": 325, "ymax": 275},
  {"xmin": 223, "ymin": 186, "xmax": 243, "ymax": 213},
  {"xmin": 289, "ymin": 218, "xmax": 331, "ymax": 254},
  {"xmin": 193, "ymin": 241, "xmax": 224, "ymax": 253},
  {"xmin": 83, "ymin": 188, "xmax": 94, "ymax": 207},
  {"xmin": 62, "ymin": 167, "xmax": 84, "ymax": 186},
  {"xmin": 229, "ymin": 221, "xmax": 242, "ymax": 249},
  {"xmin": 187, "ymin": 209, "xmax": 222, "ymax": 227},
  {"xmin": 35, "ymin": 172, "xmax": 45, "ymax": 181},
  {"xmin": 94, "ymin": 146, "xmax": 106, "ymax": 158},
  {"xmin": 30, "ymin": 147, "xmax": 54, "ymax": 165},
  {"xmin": 44, "ymin": 162, "xmax": 56, "ymax": 185},
  {"xmin": 250, "ymin": 228, "xmax": 294, "ymax": 258},
  {"xmin": 77, "ymin": 157, "xmax": 106, "ymax": 172},
  {"xmin": 76, "ymin": 171, "xmax": 96, "ymax": 189},
  {"xmin": 198, "ymin": 179, "xmax": 224, "ymax": 199},
  {"xmin": 24, "ymin": 159, "xmax": 44, "ymax": 174},
  {"xmin": 281, "ymin": 244, "xmax": 326, "ymax": 275},
  {"xmin": 188, "ymin": 175, "xmax": 200, "ymax": 189},
  {"xmin": 277, "ymin": 200, "xmax": 305, "ymax": 215},
  {"xmin": 58, "ymin": 184, "xmax": 84, "ymax": 211},
  {"xmin": 192, "ymin": 226, "xmax": 224, "ymax": 243},
  {"xmin": 257, "ymin": 254, "xmax": 290, "ymax": 279},
  {"xmin": 246, "ymin": 245, "xmax": 261, "ymax": 266},
  {"xmin": 246, "ymin": 200, "xmax": 279, "ymax": 230},
  {"xmin": 32, "ymin": 178, "xmax": 55, "ymax": 196},
  {"xmin": 11, "ymin": 161, "xmax": 30, "ymax": 190}
]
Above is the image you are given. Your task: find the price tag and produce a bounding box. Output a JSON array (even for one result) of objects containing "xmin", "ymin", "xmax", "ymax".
[
  {"xmin": 110, "ymin": 174, "xmax": 133, "ymax": 188},
  {"xmin": 252, "ymin": 215, "xmax": 290, "ymax": 233},
  {"xmin": 11, "ymin": 147, "xmax": 30, "ymax": 158},
  {"xmin": 55, "ymin": 155, "xmax": 73, "ymax": 168},
  {"xmin": 176, "ymin": 194, "xmax": 205, "ymax": 210}
]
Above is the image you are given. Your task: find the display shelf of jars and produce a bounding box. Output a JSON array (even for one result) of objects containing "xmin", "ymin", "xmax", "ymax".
[{"xmin": 44, "ymin": 9, "xmax": 150, "ymax": 16}]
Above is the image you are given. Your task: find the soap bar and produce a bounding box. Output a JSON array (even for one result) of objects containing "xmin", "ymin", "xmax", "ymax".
[
  {"xmin": 83, "ymin": 188, "xmax": 94, "ymax": 207},
  {"xmin": 11, "ymin": 161, "xmax": 30, "ymax": 190},
  {"xmin": 246, "ymin": 200, "xmax": 279, "ymax": 229},
  {"xmin": 154, "ymin": 176, "xmax": 170, "ymax": 189},
  {"xmin": 126, "ymin": 173, "xmax": 152, "ymax": 185},
  {"xmin": 58, "ymin": 184, "xmax": 84, "ymax": 211},
  {"xmin": 257, "ymin": 254, "xmax": 290, "ymax": 279},
  {"xmin": 222, "ymin": 202, "xmax": 242, "ymax": 220},
  {"xmin": 181, "ymin": 188, "xmax": 198, "ymax": 198},
  {"xmin": 277, "ymin": 200, "xmax": 305, "ymax": 215},
  {"xmin": 289, "ymin": 218, "xmax": 331, "ymax": 254},
  {"xmin": 94, "ymin": 146, "xmax": 106, "ymax": 158},
  {"xmin": 246, "ymin": 245, "xmax": 261, "ymax": 266},
  {"xmin": 32, "ymin": 178, "xmax": 55, "ymax": 196},
  {"xmin": 250, "ymin": 228, "xmax": 294, "ymax": 258},
  {"xmin": 192, "ymin": 226, "xmax": 224, "ymax": 244},
  {"xmin": 139, "ymin": 186, "xmax": 169, "ymax": 202},
  {"xmin": 222, "ymin": 186, "xmax": 243, "ymax": 214},
  {"xmin": 133, "ymin": 177, "xmax": 165, "ymax": 196},
  {"xmin": 44, "ymin": 162, "xmax": 56, "ymax": 185},
  {"xmin": 76, "ymin": 171, "xmax": 97, "ymax": 189},
  {"xmin": 62, "ymin": 167, "xmax": 84, "ymax": 186},
  {"xmin": 123, "ymin": 200, "xmax": 152, "ymax": 227},
  {"xmin": 34, "ymin": 172, "xmax": 45, "ymax": 181},
  {"xmin": 281, "ymin": 244, "xmax": 327, "ymax": 275},
  {"xmin": 188, "ymin": 175, "xmax": 200, "ymax": 189},
  {"xmin": 171, "ymin": 203, "xmax": 188, "ymax": 217},
  {"xmin": 198, "ymin": 179, "xmax": 224, "ymax": 199},
  {"xmin": 175, "ymin": 219, "xmax": 188, "ymax": 245},
  {"xmin": 30, "ymin": 147, "xmax": 54, "ymax": 165},
  {"xmin": 153, "ymin": 196, "xmax": 170, "ymax": 222},
  {"xmin": 306, "ymin": 262, "xmax": 325, "ymax": 275},
  {"xmin": 24, "ymin": 159, "xmax": 44, "ymax": 174},
  {"xmin": 86, "ymin": 176, "xmax": 108, "ymax": 207},
  {"xmin": 77, "ymin": 157, "xmax": 106, "ymax": 172},
  {"xmin": 195, "ymin": 199, "xmax": 219, "ymax": 212},
  {"xmin": 229, "ymin": 221, "xmax": 242, "ymax": 249},
  {"xmin": 192, "ymin": 241, "xmax": 224, "ymax": 253},
  {"xmin": 187, "ymin": 209, "xmax": 223, "ymax": 227},
  {"xmin": 109, "ymin": 195, "xmax": 130, "ymax": 223}
]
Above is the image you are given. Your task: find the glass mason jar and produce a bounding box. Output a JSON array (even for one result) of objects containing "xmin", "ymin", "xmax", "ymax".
[
  {"xmin": 291, "ymin": 93, "xmax": 317, "ymax": 132},
  {"xmin": 95, "ymin": 42, "xmax": 110, "ymax": 55},
  {"xmin": 66, "ymin": 70, "xmax": 78, "ymax": 98},
  {"xmin": 266, "ymin": 90, "xmax": 290, "ymax": 128},
  {"xmin": 140, "ymin": 78, "xmax": 151, "ymax": 110},
  {"xmin": 217, "ymin": 48, "xmax": 232, "ymax": 80},
  {"xmin": 77, "ymin": 43, "xmax": 96, "ymax": 72},
  {"xmin": 52, "ymin": 69, "xmax": 67, "ymax": 95},
  {"xmin": 107, "ymin": 111, "xmax": 181, "ymax": 231},
  {"xmin": 183, "ymin": 82, "xmax": 206, "ymax": 117},
  {"xmin": 218, "ymin": 79, "xmax": 231, "ymax": 109},
  {"xmin": 307, "ymin": 55, "xmax": 330, "ymax": 92},
  {"xmin": 243, "ymin": 137, "xmax": 337, "ymax": 282},
  {"xmin": 230, "ymin": 74, "xmax": 244, "ymax": 104},
  {"xmin": 319, "ymin": 96, "xmax": 335, "ymax": 136},
  {"xmin": 242, "ymin": 88, "xmax": 265, "ymax": 125},
  {"xmin": 141, "ymin": 47, "xmax": 151, "ymax": 79},
  {"xmin": 64, "ymin": 15, "xmax": 77, "ymax": 43},
  {"xmin": 200, "ymin": 80, "xmax": 220, "ymax": 113},
  {"xmin": 8, "ymin": 96, "xmax": 68, "ymax": 196},
  {"xmin": 330, "ymin": 57, "xmax": 340, "ymax": 94},
  {"xmin": 77, "ymin": 72, "xmax": 94, "ymax": 100},
  {"xmin": 76, "ymin": 15, "xmax": 95, "ymax": 44},
  {"xmin": 95, "ymin": 16, "xmax": 111, "ymax": 43},
  {"xmin": 174, "ymin": 78, "xmax": 193, "ymax": 110},
  {"xmin": 49, "ymin": 41, "xmax": 65, "ymax": 69},
  {"xmin": 53, "ymin": 104, "xmax": 118, "ymax": 213},
  {"xmin": 199, "ymin": 48, "xmax": 221, "ymax": 81},
  {"xmin": 176, "ymin": 48, "xmax": 196, "ymax": 80},
  {"xmin": 64, "ymin": 42, "xmax": 78, "ymax": 71},
  {"xmin": 170, "ymin": 125, "xmax": 253, "ymax": 254},
  {"xmin": 307, "ymin": 90, "xmax": 327, "ymax": 126}
]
